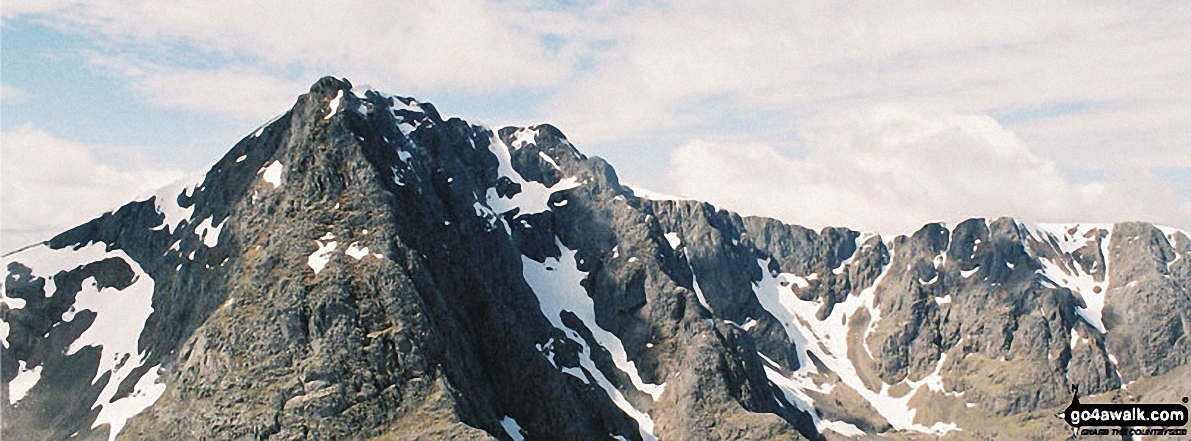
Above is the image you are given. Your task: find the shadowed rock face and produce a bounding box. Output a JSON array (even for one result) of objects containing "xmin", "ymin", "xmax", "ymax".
[{"xmin": 3, "ymin": 77, "xmax": 1188, "ymax": 440}]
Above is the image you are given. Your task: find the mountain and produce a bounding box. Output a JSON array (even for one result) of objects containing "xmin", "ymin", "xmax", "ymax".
[{"xmin": 3, "ymin": 77, "xmax": 1189, "ymax": 440}]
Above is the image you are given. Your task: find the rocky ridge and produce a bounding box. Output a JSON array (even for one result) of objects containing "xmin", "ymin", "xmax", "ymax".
[{"xmin": 2, "ymin": 77, "xmax": 1189, "ymax": 440}]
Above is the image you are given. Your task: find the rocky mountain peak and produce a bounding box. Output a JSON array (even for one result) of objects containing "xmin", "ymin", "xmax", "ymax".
[{"xmin": 3, "ymin": 77, "xmax": 1189, "ymax": 441}]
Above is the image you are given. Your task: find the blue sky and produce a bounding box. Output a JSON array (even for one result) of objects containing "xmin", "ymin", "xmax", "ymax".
[{"xmin": 3, "ymin": 1, "xmax": 1190, "ymax": 249}]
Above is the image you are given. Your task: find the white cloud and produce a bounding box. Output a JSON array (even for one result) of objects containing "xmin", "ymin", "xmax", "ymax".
[
  {"xmin": 16, "ymin": 0, "xmax": 575, "ymax": 92},
  {"xmin": 2, "ymin": 84, "xmax": 31, "ymax": 104},
  {"xmin": 545, "ymin": 1, "xmax": 1191, "ymax": 171},
  {"xmin": 0, "ymin": 0, "xmax": 77, "ymax": 19},
  {"xmin": 0, "ymin": 126, "xmax": 183, "ymax": 251},
  {"xmin": 667, "ymin": 109, "xmax": 1191, "ymax": 235}
]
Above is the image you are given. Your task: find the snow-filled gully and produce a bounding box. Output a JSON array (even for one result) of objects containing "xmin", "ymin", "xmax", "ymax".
[
  {"xmin": 522, "ymin": 239, "xmax": 664, "ymax": 441},
  {"xmin": 752, "ymin": 252, "xmax": 963, "ymax": 436}
]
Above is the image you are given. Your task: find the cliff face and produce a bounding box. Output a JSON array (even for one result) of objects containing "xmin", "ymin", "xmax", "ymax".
[{"xmin": 3, "ymin": 77, "xmax": 1189, "ymax": 440}]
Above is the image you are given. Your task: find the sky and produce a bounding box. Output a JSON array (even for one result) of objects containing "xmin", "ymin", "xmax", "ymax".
[{"xmin": 2, "ymin": 1, "xmax": 1189, "ymax": 250}]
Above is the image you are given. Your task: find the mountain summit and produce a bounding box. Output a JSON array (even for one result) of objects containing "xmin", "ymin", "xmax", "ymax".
[{"xmin": 3, "ymin": 77, "xmax": 1189, "ymax": 440}]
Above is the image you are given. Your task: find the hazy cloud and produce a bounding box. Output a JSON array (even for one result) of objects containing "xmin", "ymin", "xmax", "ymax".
[
  {"xmin": 84, "ymin": 53, "xmax": 311, "ymax": 122},
  {"xmin": 0, "ymin": 0, "xmax": 77, "ymax": 19}
]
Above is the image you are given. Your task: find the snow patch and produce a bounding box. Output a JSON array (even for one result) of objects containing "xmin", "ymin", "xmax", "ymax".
[
  {"xmin": 325, "ymin": 90, "xmax": 343, "ymax": 119},
  {"xmin": 622, "ymin": 184, "xmax": 689, "ymax": 201},
  {"xmin": 193, "ymin": 216, "xmax": 225, "ymax": 248},
  {"xmin": 473, "ymin": 201, "xmax": 510, "ymax": 235},
  {"xmin": 345, "ymin": 242, "xmax": 370, "ymax": 260},
  {"xmin": 260, "ymin": 161, "xmax": 284, "ymax": 188},
  {"xmin": 390, "ymin": 96, "xmax": 423, "ymax": 114},
  {"xmin": 538, "ymin": 151, "xmax": 560, "ymax": 170},
  {"xmin": 562, "ymin": 366, "xmax": 589, "ymax": 383},
  {"xmin": 665, "ymin": 232, "xmax": 682, "ymax": 250},
  {"xmin": 683, "ymin": 248, "xmax": 713, "ymax": 313},
  {"xmin": 786, "ymin": 275, "xmax": 811, "ymax": 289},
  {"xmin": 66, "ymin": 266, "xmax": 155, "ymax": 371},
  {"xmin": 391, "ymin": 166, "xmax": 406, "ymax": 186},
  {"xmin": 1, "ymin": 287, "xmax": 27, "ymax": 310},
  {"xmin": 92, "ymin": 365, "xmax": 166, "ymax": 440},
  {"xmin": 500, "ymin": 416, "xmax": 526, "ymax": 441},
  {"xmin": 536, "ymin": 338, "xmax": 559, "ymax": 367},
  {"xmin": 8, "ymin": 361, "xmax": 41, "ymax": 403},
  {"xmin": 308, "ymin": 238, "xmax": 338, "ymax": 274},
  {"xmin": 143, "ymin": 174, "xmax": 203, "ymax": 234},
  {"xmin": 484, "ymin": 133, "xmax": 581, "ymax": 216},
  {"xmin": 510, "ymin": 127, "xmax": 538, "ymax": 150}
]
